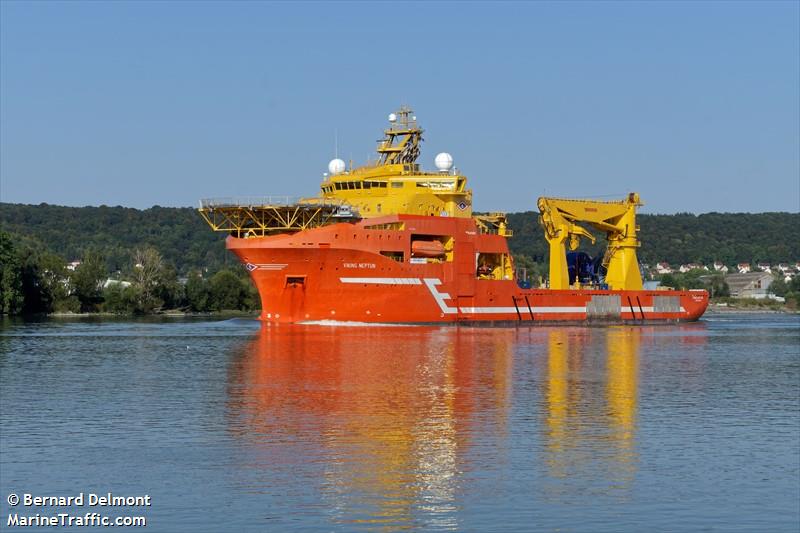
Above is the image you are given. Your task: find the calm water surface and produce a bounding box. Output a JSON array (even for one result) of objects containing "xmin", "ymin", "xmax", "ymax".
[{"xmin": 1, "ymin": 314, "xmax": 798, "ymax": 532}]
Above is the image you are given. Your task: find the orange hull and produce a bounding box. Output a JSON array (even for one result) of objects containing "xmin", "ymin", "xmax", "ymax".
[{"xmin": 228, "ymin": 215, "xmax": 708, "ymax": 324}]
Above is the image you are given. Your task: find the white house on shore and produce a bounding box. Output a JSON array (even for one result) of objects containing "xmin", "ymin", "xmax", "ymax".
[
  {"xmin": 679, "ymin": 263, "xmax": 708, "ymax": 273},
  {"xmin": 713, "ymin": 261, "xmax": 729, "ymax": 273},
  {"xmin": 656, "ymin": 262, "xmax": 673, "ymax": 274}
]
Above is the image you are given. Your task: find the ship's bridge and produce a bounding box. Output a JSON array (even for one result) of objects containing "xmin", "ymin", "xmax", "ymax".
[
  {"xmin": 315, "ymin": 106, "xmax": 473, "ymax": 218},
  {"xmin": 318, "ymin": 164, "xmax": 472, "ymax": 218}
]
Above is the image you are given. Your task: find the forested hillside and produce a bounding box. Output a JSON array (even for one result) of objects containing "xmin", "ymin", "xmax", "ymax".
[
  {"xmin": 1, "ymin": 203, "xmax": 798, "ymax": 272},
  {"xmin": 1, "ymin": 203, "xmax": 227, "ymax": 273}
]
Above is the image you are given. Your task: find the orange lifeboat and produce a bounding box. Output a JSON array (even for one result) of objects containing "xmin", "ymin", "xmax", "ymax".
[{"xmin": 411, "ymin": 240, "xmax": 446, "ymax": 258}]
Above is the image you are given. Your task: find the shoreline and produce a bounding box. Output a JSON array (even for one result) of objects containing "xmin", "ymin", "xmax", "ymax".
[
  {"xmin": 708, "ymin": 302, "xmax": 797, "ymax": 314},
  {"xmin": 706, "ymin": 307, "xmax": 794, "ymax": 314},
  {"xmin": 45, "ymin": 310, "xmax": 260, "ymax": 319}
]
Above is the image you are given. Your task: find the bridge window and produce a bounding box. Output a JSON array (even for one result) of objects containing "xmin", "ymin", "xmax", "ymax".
[
  {"xmin": 391, "ymin": 182, "xmax": 403, "ymax": 189},
  {"xmin": 365, "ymin": 222, "xmax": 404, "ymax": 231}
]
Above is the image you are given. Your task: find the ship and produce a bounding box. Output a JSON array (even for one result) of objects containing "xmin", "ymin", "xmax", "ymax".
[{"xmin": 199, "ymin": 106, "xmax": 708, "ymax": 324}]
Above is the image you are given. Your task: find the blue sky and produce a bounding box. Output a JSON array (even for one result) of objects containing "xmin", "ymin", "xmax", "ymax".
[{"xmin": 1, "ymin": 1, "xmax": 798, "ymax": 214}]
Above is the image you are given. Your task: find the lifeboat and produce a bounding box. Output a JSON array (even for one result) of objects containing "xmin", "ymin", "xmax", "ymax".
[{"xmin": 411, "ymin": 240, "xmax": 446, "ymax": 258}]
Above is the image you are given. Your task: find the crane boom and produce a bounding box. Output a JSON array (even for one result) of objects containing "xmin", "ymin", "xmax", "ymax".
[{"xmin": 537, "ymin": 193, "xmax": 643, "ymax": 290}]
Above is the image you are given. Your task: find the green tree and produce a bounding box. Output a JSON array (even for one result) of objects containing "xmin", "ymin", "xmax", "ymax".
[
  {"xmin": 659, "ymin": 269, "xmax": 708, "ymax": 290},
  {"xmin": 18, "ymin": 248, "xmax": 50, "ymax": 314},
  {"xmin": 130, "ymin": 248, "xmax": 166, "ymax": 313},
  {"xmin": 156, "ymin": 264, "xmax": 184, "ymax": 310},
  {"xmin": 209, "ymin": 269, "xmax": 246, "ymax": 311},
  {"xmin": 72, "ymin": 251, "xmax": 106, "ymax": 312},
  {"xmin": 708, "ymin": 273, "xmax": 730, "ymax": 298},
  {"xmin": 772, "ymin": 275, "xmax": 800, "ymax": 306},
  {"xmin": 769, "ymin": 277, "xmax": 789, "ymax": 297},
  {"xmin": 39, "ymin": 253, "xmax": 78, "ymax": 312},
  {"xmin": 0, "ymin": 231, "xmax": 23, "ymax": 315},
  {"xmin": 185, "ymin": 272, "xmax": 211, "ymax": 312},
  {"xmin": 17, "ymin": 250, "xmax": 76, "ymax": 314},
  {"xmin": 790, "ymin": 276, "xmax": 800, "ymax": 293},
  {"xmin": 102, "ymin": 283, "xmax": 136, "ymax": 314}
]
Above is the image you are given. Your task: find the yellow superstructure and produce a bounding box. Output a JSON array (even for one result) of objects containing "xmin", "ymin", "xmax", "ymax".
[
  {"xmin": 314, "ymin": 106, "xmax": 474, "ymax": 219},
  {"xmin": 538, "ymin": 193, "xmax": 643, "ymax": 291}
]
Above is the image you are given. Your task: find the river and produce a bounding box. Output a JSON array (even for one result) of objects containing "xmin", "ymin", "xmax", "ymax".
[{"xmin": 1, "ymin": 313, "xmax": 798, "ymax": 532}]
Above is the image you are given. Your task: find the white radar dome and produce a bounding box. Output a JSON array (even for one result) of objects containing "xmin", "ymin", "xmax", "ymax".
[
  {"xmin": 434, "ymin": 152, "xmax": 454, "ymax": 172},
  {"xmin": 328, "ymin": 158, "xmax": 346, "ymax": 175},
  {"xmin": 388, "ymin": 113, "xmax": 397, "ymax": 123}
]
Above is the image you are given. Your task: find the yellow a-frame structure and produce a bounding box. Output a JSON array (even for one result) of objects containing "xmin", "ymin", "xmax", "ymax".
[{"xmin": 537, "ymin": 193, "xmax": 643, "ymax": 290}]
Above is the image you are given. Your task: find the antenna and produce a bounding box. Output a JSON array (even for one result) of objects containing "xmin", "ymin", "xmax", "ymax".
[{"xmin": 334, "ymin": 129, "xmax": 338, "ymax": 159}]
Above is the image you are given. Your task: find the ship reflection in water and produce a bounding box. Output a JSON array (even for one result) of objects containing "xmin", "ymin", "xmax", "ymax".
[
  {"xmin": 226, "ymin": 325, "xmax": 513, "ymax": 530},
  {"xmin": 225, "ymin": 323, "xmax": 707, "ymax": 530},
  {"xmin": 543, "ymin": 327, "xmax": 640, "ymax": 499}
]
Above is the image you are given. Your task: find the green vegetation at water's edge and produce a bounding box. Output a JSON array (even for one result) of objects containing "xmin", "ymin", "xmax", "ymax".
[
  {"xmin": 711, "ymin": 297, "xmax": 796, "ymax": 312},
  {"xmin": 0, "ymin": 230, "xmax": 257, "ymax": 316}
]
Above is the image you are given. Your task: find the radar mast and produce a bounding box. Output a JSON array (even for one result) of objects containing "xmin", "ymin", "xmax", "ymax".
[{"xmin": 377, "ymin": 105, "xmax": 422, "ymax": 165}]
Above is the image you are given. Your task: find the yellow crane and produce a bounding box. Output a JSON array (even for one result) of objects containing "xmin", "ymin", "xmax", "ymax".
[{"xmin": 537, "ymin": 193, "xmax": 643, "ymax": 291}]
